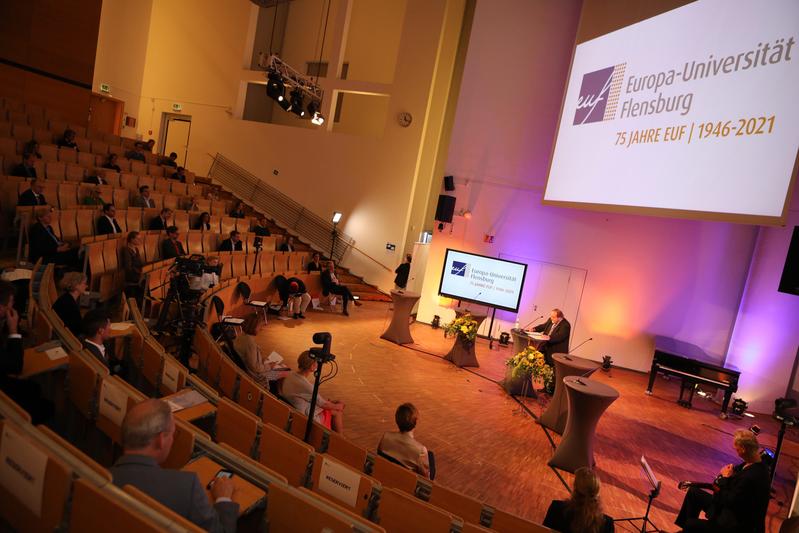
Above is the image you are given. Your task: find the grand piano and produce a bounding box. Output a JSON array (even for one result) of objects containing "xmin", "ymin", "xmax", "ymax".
[{"xmin": 646, "ymin": 336, "xmax": 741, "ymax": 417}]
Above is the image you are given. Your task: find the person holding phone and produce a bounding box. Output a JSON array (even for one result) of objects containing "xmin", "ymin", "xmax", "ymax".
[{"xmin": 111, "ymin": 399, "xmax": 239, "ymax": 532}]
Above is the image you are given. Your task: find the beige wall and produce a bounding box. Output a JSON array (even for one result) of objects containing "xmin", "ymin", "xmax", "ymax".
[
  {"xmin": 120, "ymin": 0, "xmax": 465, "ymax": 289},
  {"xmin": 93, "ymin": 0, "xmax": 153, "ymax": 137}
]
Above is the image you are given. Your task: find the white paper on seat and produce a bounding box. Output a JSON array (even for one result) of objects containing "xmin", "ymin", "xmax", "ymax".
[
  {"xmin": 109, "ymin": 322, "xmax": 132, "ymax": 331},
  {"xmin": 266, "ymin": 351, "xmax": 283, "ymax": 364},
  {"xmin": 0, "ymin": 424, "xmax": 47, "ymax": 517},
  {"xmin": 44, "ymin": 346, "xmax": 68, "ymax": 361},
  {"xmin": 222, "ymin": 316, "xmax": 245, "ymax": 325},
  {"xmin": 248, "ymin": 300, "xmax": 267, "ymax": 306},
  {"xmin": 166, "ymin": 389, "xmax": 207, "ymax": 412},
  {"xmin": 317, "ymin": 457, "xmax": 360, "ymax": 508},
  {"xmin": 99, "ymin": 379, "xmax": 128, "ymax": 427}
]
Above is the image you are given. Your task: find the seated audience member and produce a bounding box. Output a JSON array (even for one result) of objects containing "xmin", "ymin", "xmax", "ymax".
[
  {"xmin": 253, "ymin": 216, "xmax": 271, "ymax": 236},
  {"xmin": 194, "ymin": 211, "xmax": 212, "ymax": 230},
  {"xmin": 52, "ymin": 272, "xmax": 87, "ymax": 337},
  {"xmin": 233, "ymin": 315, "xmax": 290, "ymax": 394},
  {"xmin": 172, "ymin": 166, "xmax": 187, "ymax": 182},
  {"xmin": 84, "ymin": 172, "xmax": 106, "ymax": 185},
  {"xmin": 102, "ymin": 153, "xmax": 122, "ymax": 172},
  {"xmin": 286, "ymin": 279, "xmax": 311, "ymax": 319},
  {"xmin": 82, "ymin": 309, "xmax": 125, "ymax": 376},
  {"xmin": 97, "ymin": 203, "xmax": 122, "ymax": 235},
  {"xmin": 394, "ymin": 254, "xmax": 412, "ymax": 290},
  {"xmin": 0, "ymin": 281, "xmax": 52, "ymax": 424},
  {"xmin": 135, "ymin": 139, "xmax": 156, "ymax": 152},
  {"xmin": 57, "ymin": 128, "xmax": 79, "ymax": 150},
  {"xmin": 187, "ymin": 197, "xmax": 201, "ymax": 211},
  {"xmin": 111, "ymin": 399, "xmax": 238, "ymax": 532},
  {"xmin": 189, "ymin": 256, "xmax": 220, "ymax": 291},
  {"xmin": 161, "ymin": 152, "xmax": 178, "ymax": 168},
  {"xmin": 82, "ymin": 187, "xmax": 104, "ymax": 206},
  {"xmin": 218, "ymin": 231, "xmax": 243, "ymax": 252},
  {"xmin": 12, "ymin": 154, "xmax": 38, "ymax": 180},
  {"xmin": 278, "ymin": 235, "xmax": 295, "ymax": 252},
  {"xmin": 307, "ymin": 252, "xmax": 323, "ymax": 273},
  {"xmin": 282, "ymin": 351, "xmax": 345, "ymax": 433},
  {"xmin": 149, "ymin": 208, "xmax": 173, "ymax": 230},
  {"xmin": 675, "ymin": 429, "xmax": 769, "ymax": 532},
  {"xmin": 125, "ymin": 145, "xmax": 146, "ymax": 162},
  {"xmin": 544, "ymin": 467, "xmax": 614, "ymax": 533},
  {"xmin": 161, "ymin": 226, "xmax": 186, "ymax": 259},
  {"xmin": 230, "ymin": 201, "xmax": 246, "ymax": 219},
  {"xmin": 121, "ymin": 232, "xmax": 144, "ymax": 303},
  {"xmin": 22, "ymin": 140, "xmax": 42, "ymax": 159},
  {"xmin": 28, "ymin": 207, "xmax": 78, "ymax": 266},
  {"xmin": 321, "ymin": 261, "xmax": 361, "ymax": 316},
  {"xmin": 378, "ymin": 403, "xmax": 432, "ymax": 478},
  {"xmin": 133, "ymin": 185, "xmax": 155, "ymax": 208},
  {"xmin": 18, "ymin": 177, "xmax": 46, "ymax": 205}
]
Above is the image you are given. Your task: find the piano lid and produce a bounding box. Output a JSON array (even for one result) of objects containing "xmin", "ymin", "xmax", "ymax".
[{"xmin": 654, "ymin": 336, "xmax": 739, "ymax": 372}]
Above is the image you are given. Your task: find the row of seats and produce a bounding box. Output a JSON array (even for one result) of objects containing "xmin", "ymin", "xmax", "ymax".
[
  {"xmin": 16, "ymin": 206, "xmax": 259, "ymax": 245},
  {"xmin": 6, "ymin": 264, "xmax": 385, "ymax": 532},
  {"xmin": 8, "ymin": 181, "xmax": 201, "ymax": 213}
]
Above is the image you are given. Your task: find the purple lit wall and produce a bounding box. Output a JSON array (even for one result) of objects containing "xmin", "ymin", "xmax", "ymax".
[{"xmin": 726, "ymin": 187, "xmax": 799, "ymax": 413}]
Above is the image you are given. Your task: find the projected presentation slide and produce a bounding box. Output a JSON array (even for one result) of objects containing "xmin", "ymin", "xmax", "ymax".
[
  {"xmin": 438, "ymin": 249, "xmax": 527, "ymax": 312},
  {"xmin": 545, "ymin": 0, "xmax": 799, "ymax": 223}
]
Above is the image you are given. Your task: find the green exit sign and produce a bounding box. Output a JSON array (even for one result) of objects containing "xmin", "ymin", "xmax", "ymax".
[
  {"xmin": 100, "ymin": 83, "xmax": 110, "ymax": 93},
  {"xmin": 172, "ymin": 103, "xmax": 183, "ymax": 112}
]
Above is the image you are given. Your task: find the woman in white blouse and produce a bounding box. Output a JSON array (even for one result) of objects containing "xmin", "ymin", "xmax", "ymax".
[{"xmin": 233, "ymin": 315, "xmax": 289, "ymax": 394}]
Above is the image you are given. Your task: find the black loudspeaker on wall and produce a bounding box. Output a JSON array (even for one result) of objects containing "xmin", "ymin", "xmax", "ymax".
[
  {"xmin": 435, "ymin": 195, "xmax": 456, "ymax": 223},
  {"xmin": 778, "ymin": 226, "xmax": 799, "ymax": 296},
  {"xmin": 443, "ymin": 175, "xmax": 455, "ymax": 191}
]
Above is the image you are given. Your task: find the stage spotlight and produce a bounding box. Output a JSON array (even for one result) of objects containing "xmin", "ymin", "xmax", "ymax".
[
  {"xmin": 266, "ymin": 70, "xmax": 285, "ymax": 102},
  {"xmin": 307, "ymin": 100, "xmax": 325, "ymax": 125},
  {"xmin": 311, "ymin": 111, "xmax": 325, "ymax": 125},
  {"xmin": 278, "ymin": 97, "xmax": 291, "ymax": 111},
  {"xmin": 290, "ymin": 89, "xmax": 305, "ymax": 117},
  {"xmin": 331, "ymin": 212, "xmax": 342, "ymax": 224}
]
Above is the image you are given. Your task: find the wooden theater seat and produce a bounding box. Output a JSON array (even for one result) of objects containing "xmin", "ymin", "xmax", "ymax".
[
  {"xmin": 258, "ymin": 423, "xmax": 314, "ymax": 487},
  {"xmin": 215, "ymin": 397, "xmax": 259, "ymax": 458}
]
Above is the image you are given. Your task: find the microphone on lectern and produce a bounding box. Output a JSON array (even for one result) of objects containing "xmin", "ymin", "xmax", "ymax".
[
  {"xmin": 568, "ymin": 337, "xmax": 593, "ymax": 354},
  {"xmin": 521, "ymin": 315, "xmax": 544, "ymax": 330}
]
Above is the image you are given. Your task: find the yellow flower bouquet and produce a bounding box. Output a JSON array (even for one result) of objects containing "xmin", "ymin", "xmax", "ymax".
[
  {"xmin": 505, "ymin": 346, "xmax": 553, "ymax": 390},
  {"xmin": 444, "ymin": 313, "xmax": 479, "ymax": 342}
]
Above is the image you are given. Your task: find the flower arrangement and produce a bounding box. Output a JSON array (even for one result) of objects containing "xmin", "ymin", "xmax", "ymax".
[
  {"xmin": 444, "ymin": 313, "xmax": 479, "ymax": 342},
  {"xmin": 506, "ymin": 346, "xmax": 554, "ymax": 390}
]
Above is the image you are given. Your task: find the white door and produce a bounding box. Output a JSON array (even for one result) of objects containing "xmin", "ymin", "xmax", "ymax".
[{"xmin": 159, "ymin": 113, "xmax": 192, "ymax": 166}]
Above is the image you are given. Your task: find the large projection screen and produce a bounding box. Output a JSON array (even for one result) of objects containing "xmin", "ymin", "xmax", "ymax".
[
  {"xmin": 544, "ymin": 0, "xmax": 799, "ymax": 225},
  {"xmin": 438, "ymin": 249, "xmax": 527, "ymax": 312}
]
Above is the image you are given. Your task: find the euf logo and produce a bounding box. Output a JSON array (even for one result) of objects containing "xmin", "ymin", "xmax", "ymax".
[
  {"xmin": 573, "ymin": 63, "xmax": 626, "ymax": 125},
  {"xmin": 451, "ymin": 261, "xmax": 468, "ymax": 277}
]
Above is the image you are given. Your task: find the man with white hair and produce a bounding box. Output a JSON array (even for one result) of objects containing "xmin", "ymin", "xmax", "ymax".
[{"xmin": 110, "ymin": 399, "xmax": 239, "ymax": 532}]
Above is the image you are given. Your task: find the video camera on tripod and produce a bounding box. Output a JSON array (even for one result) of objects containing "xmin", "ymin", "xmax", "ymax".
[{"xmin": 304, "ymin": 332, "xmax": 336, "ymax": 442}]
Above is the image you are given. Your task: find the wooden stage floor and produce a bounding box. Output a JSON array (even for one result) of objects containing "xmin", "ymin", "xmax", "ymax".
[{"xmin": 254, "ymin": 301, "xmax": 796, "ymax": 532}]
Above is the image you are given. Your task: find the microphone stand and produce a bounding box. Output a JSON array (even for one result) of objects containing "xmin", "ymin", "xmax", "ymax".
[
  {"xmin": 521, "ymin": 315, "xmax": 544, "ymax": 330},
  {"xmin": 568, "ymin": 337, "xmax": 593, "ymax": 354}
]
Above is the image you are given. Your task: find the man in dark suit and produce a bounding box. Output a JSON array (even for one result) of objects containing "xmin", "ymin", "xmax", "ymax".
[
  {"xmin": 28, "ymin": 207, "xmax": 79, "ymax": 266},
  {"xmin": 0, "ymin": 281, "xmax": 51, "ymax": 424},
  {"xmin": 161, "ymin": 226, "xmax": 186, "ymax": 259},
  {"xmin": 533, "ymin": 308, "xmax": 571, "ymax": 365},
  {"xmin": 321, "ymin": 261, "xmax": 360, "ymax": 316},
  {"xmin": 81, "ymin": 310, "xmax": 125, "ymax": 376},
  {"xmin": 18, "ymin": 178, "xmax": 46, "ymax": 206},
  {"xmin": 278, "ymin": 235, "xmax": 295, "ymax": 252},
  {"xmin": 132, "ymin": 185, "xmax": 155, "ymax": 208},
  {"xmin": 253, "ymin": 216, "xmax": 271, "ymax": 236},
  {"xmin": 12, "ymin": 154, "xmax": 38, "ymax": 179},
  {"xmin": 97, "ymin": 203, "xmax": 122, "ymax": 235},
  {"xmin": 111, "ymin": 399, "xmax": 238, "ymax": 532},
  {"xmin": 218, "ymin": 231, "xmax": 243, "ymax": 252},
  {"xmin": 149, "ymin": 208, "xmax": 173, "ymax": 231}
]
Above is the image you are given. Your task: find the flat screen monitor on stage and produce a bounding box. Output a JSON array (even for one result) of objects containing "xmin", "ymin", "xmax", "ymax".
[
  {"xmin": 438, "ymin": 249, "xmax": 527, "ymax": 312},
  {"xmin": 544, "ymin": 0, "xmax": 799, "ymax": 225}
]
